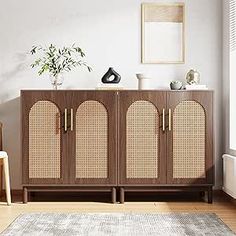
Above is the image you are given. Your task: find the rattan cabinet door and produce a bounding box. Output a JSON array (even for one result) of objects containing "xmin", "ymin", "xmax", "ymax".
[
  {"xmin": 167, "ymin": 91, "xmax": 213, "ymax": 184},
  {"xmin": 70, "ymin": 91, "xmax": 117, "ymax": 185},
  {"xmin": 22, "ymin": 91, "xmax": 67, "ymax": 185},
  {"xmin": 119, "ymin": 91, "xmax": 166, "ymax": 185}
]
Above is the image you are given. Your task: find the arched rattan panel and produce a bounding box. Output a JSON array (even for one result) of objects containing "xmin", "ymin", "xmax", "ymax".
[
  {"xmin": 29, "ymin": 101, "xmax": 61, "ymax": 179},
  {"xmin": 76, "ymin": 101, "xmax": 108, "ymax": 178},
  {"xmin": 173, "ymin": 101, "xmax": 206, "ymax": 179},
  {"xmin": 126, "ymin": 101, "xmax": 159, "ymax": 178}
]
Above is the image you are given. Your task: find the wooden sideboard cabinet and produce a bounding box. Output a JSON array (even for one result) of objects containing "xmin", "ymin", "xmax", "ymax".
[
  {"xmin": 21, "ymin": 90, "xmax": 214, "ymax": 203},
  {"xmin": 118, "ymin": 91, "xmax": 213, "ymax": 203},
  {"xmin": 21, "ymin": 90, "xmax": 117, "ymax": 203}
]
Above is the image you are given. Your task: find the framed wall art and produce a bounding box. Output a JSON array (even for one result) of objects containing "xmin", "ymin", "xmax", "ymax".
[{"xmin": 142, "ymin": 3, "xmax": 185, "ymax": 64}]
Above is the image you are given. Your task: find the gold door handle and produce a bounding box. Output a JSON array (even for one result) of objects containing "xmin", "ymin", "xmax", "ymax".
[
  {"xmin": 64, "ymin": 108, "xmax": 68, "ymax": 132},
  {"xmin": 162, "ymin": 108, "xmax": 165, "ymax": 132},
  {"xmin": 169, "ymin": 108, "xmax": 172, "ymax": 131},
  {"xmin": 70, "ymin": 108, "xmax": 73, "ymax": 131}
]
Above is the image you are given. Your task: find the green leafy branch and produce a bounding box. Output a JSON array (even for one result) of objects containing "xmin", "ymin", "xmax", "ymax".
[{"xmin": 30, "ymin": 44, "xmax": 92, "ymax": 77}]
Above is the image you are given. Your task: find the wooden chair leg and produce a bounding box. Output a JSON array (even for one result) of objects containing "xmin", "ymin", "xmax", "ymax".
[{"xmin": 3, "ymin": 156, "xmax": 11, "ymax": 205}]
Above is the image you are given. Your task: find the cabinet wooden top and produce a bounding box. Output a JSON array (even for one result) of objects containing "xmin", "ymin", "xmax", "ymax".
[{"xmin": 21, "ymin": 89, "xmax": 214, "ymax": 93}]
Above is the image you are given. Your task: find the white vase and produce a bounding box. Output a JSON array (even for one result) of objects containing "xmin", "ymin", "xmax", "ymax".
[
  {"xmin": 136, "ymin": 74, "xmax": 151, "ymax": 90},
  {"xmin": 50, "ymin": 73, "xmax": 64, "ymax": 90}
]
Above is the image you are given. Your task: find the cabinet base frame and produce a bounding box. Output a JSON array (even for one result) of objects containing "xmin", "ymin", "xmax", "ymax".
[
  {"xmin": 22, "ymin": 186, "xmax": 117, "ymax": 204},
  {"xmin": 22, "ymin": 186, "xmax": 213, "ymax": 204},
  {"xmin": 119, "ymin": 186, "xmax": 213, "ymax": 204}
]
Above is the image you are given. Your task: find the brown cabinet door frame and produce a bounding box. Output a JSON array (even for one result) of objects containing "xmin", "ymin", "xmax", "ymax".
[
  {"xmin": 21, "ymin": 90, "xmax": 69, "ymax": 185},
  {"xmin": 69, "ymin": 91, "xmax": 117, "ymax": 186},
  {"xmin": 167, "ymin": 91, "xmax": 214, "ymax": 185},
  {"xmin": 118, "ymin": 91, "xmax": 167, "ymax": 186}
]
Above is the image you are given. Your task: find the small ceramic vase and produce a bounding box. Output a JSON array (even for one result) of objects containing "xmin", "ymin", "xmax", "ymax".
[
  {"xmin": 170, "ymin": 81, "xmax": 183, "ymax": 90},
  {"xmin": 136, "ymin": 74, "xmax": 151, "ymax": 90}
]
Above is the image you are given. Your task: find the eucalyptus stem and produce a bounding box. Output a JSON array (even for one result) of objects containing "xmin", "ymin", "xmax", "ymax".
[{"xmin": 30, "ymin": 44, "xmax": 92, "ymax": 77}]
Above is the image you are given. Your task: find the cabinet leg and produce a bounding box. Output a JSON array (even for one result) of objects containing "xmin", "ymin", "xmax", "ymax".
[
  {"xmin": 120, "ymin": 187, "xmax": 125, "ymax": 204},
  {"xmin": 23, "ymin": 187, "xmax": 28, "ymax": 204},
  {"xmin": 112, "ymin": 187, "xmax": 116, "ymax": 204},
  {"xmin": 207, "ymin": 187, "xmax": 213, "ymax": 204}
]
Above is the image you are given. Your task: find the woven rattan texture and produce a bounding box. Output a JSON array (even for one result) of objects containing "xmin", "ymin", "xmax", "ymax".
[
  {"xmin": 29, "ymin": 101, "xmax": 61, "ymax": 179},
  {"xmin": 173, "ymin": 101, "xmax": 206, "ymax": 179},
  {"xmin": 76, "ymin": 101, "xmax": 108, "ymax": 178},
  {"xmin": 126, "ymin": 101, "xmax": 159, "ymax": 179},
  {"xmin": 144, "ymin": 5, "xmax": 184, "ymax": 23}
]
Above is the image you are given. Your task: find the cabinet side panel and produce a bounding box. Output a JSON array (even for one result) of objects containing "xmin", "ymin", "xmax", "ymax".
[{"xmin": 21, "ymin": 92, "xmax": 29, "ymax": 184}]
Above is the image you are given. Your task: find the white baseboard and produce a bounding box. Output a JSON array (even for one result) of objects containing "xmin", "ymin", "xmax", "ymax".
[{"xmin": 222, "ymin": 187, "xmax": 236, "ymax": 199}]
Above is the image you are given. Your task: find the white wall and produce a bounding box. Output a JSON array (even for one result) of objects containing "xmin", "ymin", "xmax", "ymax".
[{"xmin": 0, "ymin": 0, "xmax": 223, "ymax": 189}]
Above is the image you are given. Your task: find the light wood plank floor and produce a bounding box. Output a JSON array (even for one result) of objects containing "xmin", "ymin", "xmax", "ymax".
[{"xmin": 0, "ymin": 192, "xmax": 236, "ymax": 233}]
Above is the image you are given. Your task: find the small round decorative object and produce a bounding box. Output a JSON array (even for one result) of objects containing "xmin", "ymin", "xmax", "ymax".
[
  {"xmin": 101, "ymin": 67, "xmax": 121, "ymax": 84},
  {"xmin": 186, "ymin": 69, "xmax": 200, "ymax": 85},
  {"xmin": 170, "ymin": 81, "xmax": 183, "ymax": 90}
]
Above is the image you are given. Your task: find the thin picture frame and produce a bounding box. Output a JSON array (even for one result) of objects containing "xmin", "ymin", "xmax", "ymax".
[{"xmin": 141, "ymin": 3, "xmax": 185, "ymax": 64}]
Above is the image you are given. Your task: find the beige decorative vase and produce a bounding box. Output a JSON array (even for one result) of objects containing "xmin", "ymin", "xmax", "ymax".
[{"xmin": 136, "ymin": 74, "xmax": 151, "ymax": 90}]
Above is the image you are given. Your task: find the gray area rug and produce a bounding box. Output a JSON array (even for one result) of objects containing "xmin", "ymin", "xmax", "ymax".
[{"xmin": 1, "ymin": 213, "xmax": 235, "ymax": 236}]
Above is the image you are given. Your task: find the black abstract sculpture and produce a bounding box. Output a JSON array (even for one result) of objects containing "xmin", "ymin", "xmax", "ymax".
[{"xmin": 101, "ymin": 67, "xmax": 121, "ymax": 84}]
